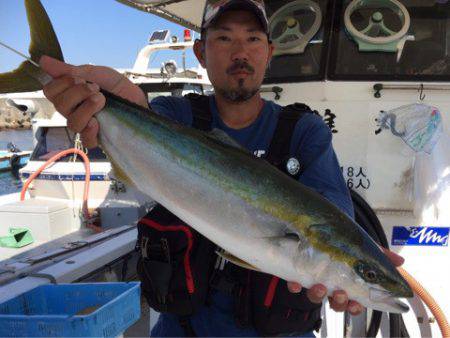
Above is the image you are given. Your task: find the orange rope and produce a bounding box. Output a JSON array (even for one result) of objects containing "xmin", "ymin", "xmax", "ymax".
[
  {"xmin": 20, "ymin": 148, "xmax": 102, "ymax": 233},
  {"xmin": 398, "ymin": 267, "xmax": 450, "ymax": 337}
]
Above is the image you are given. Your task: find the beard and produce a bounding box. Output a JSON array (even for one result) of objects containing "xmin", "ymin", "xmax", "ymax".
[
  {"xmin": 215, "ymin": 60, "xmax": 260, "ymax": 102},
  {"xmin": 216, "ymin": 78, "xmax": 259, "ymax": 102}
]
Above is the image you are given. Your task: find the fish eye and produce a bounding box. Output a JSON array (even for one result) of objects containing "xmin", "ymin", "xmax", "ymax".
[
  {"xmin": 365, "ymin": 269, "xmax": 377, "ymax": 282},
  {"xmin": 355, "ymin": 261, "xmax": 382, "ymax": 283}
]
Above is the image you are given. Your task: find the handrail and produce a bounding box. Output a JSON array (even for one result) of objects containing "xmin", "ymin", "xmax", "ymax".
[{"xmin": 373, "ymin": 83, "xmax": 450, "ymax": 98}]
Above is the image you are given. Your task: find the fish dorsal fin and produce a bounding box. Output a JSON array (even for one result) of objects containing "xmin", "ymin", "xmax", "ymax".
[
  {"xmin": 216, "ymin": 250, "xmax": 260, "ymax": 271},
  {"xmin": 207, "ymin": 129, "xmax": 249, "ymax": 152},
  {"xmin": 0, "ymin": 0, "xmax": 64, "ymax": 93}
]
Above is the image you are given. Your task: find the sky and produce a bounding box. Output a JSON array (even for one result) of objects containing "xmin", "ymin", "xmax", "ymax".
[{"xmin": 0, "ymin": 0, "xmax": 198, "ymax": 73}]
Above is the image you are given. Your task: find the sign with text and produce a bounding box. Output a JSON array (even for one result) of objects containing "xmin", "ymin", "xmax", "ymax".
[{"xmin": 392, "ymin": 226, "xmax": 449, "ymax": 246}]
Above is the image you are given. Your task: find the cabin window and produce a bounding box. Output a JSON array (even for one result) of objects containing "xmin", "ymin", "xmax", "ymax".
[
  {"xmin": 264, "ymin": 0, "xmax": 332, "ymax": 84},
  {"xmin": 329, "ymin": 1, "xmax": 450, "ymax": 81}
]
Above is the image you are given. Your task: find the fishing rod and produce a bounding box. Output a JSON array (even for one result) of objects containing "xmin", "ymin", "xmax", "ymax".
[{"xmin": 0, "ymin": 41, "xmax": 40, "ymax": 68}]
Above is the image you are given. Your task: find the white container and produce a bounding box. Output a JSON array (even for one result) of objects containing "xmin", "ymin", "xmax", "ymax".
[{"xmin": 0, "ymin": 199, "xmax": 78, "ymax": 243}]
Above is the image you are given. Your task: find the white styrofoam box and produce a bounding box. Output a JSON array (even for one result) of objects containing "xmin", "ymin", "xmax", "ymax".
[{"xmin": 0, "ymin": 199, "xmax": 79, "ymax": 243}]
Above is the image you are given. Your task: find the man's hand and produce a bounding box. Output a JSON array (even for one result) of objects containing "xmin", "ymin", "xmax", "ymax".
[
  {"xmin": 40, "ymin": 55, "xmax": 148, "ymax": 148},
  {"xmin": 287, "ymin": 248, "xmax": 405, "ymax": 315}
]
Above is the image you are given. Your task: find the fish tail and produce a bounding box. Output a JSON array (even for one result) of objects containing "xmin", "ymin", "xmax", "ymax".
[{"xmin": 0, "ymin": 0, "xmax": 64, "ymax": 93}]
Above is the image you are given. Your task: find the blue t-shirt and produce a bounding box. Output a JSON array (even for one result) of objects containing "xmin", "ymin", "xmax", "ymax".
[{"xmin": 149, "ymin": 95, "xmax": 354, "ymax": 337}]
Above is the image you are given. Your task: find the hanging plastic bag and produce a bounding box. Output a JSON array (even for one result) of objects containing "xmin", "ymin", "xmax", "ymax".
[
  {"xmin": 378, "ymin": 103, "xmax": 442, "ymax": 154},
  {"xmin": 378, "ymin": 103, "xmax": 449, "ymax": 222}
]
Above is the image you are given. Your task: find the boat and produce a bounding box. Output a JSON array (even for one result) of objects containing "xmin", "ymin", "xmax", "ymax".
[
  {"xmin": 0, "ymin": 28, "xmax": 211, "ymax": 335},
  {"xmin": 0, "ymin": 144, "xmax": 31, "ymax": 172},
  {"xmin": 1, "ymin": 0, "xmax": 450, "ymax": 337}
]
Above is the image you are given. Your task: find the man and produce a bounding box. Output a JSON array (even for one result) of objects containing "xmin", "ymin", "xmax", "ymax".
[{"xmin": 40, "ymin": 0, "xmax": 404, "ymax": 336}]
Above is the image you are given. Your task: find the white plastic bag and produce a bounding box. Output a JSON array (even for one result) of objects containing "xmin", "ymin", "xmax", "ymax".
[
  {"xmin": 378, "ymin": 103, "xmax": 442, "ymax": 154},
  {"xmin": 379, "ymin": 103, "xmax": 449, "ymax": 222}
]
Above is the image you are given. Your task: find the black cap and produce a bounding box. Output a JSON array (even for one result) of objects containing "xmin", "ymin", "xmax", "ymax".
[{"xmin": 201, "ymin": 0, "xmax": 269, "ymax": 35}]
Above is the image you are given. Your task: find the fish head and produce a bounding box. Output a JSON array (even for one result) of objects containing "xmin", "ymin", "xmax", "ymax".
[{"xmin": 353, "ymin": 259, "xmax": 413, "ymax": 313}]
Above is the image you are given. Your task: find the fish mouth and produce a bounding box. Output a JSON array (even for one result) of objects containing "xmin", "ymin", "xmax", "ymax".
[{"xmin": 369, "ymin": 287, "xmax": 410, "ymax": 313}]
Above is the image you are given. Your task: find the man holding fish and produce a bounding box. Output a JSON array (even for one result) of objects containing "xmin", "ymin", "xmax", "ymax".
[{"xmin": 36, "ymin": 0, "xmax": 407, "ymax": 336}]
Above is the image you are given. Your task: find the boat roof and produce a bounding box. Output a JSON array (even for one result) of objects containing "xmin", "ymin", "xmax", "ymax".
[{"xmin": 116, "ymin": 0, "xmax": 206, "ymax": 31}]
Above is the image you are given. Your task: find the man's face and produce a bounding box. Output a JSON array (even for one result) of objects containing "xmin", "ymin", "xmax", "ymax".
[{"xmin": 195, "ymin": 10, "xmax": 273, "ymax": 102}]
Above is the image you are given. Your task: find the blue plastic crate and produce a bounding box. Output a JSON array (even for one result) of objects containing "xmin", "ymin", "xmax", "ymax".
[{"xmin": 0, "ymin": 282, "xmax": 140, "ymax": 337}]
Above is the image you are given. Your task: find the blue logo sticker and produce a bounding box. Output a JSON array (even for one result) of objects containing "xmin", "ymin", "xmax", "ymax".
[{"xmin": 392, "ymin": 226, "xmax": 449, "ymax": 246}]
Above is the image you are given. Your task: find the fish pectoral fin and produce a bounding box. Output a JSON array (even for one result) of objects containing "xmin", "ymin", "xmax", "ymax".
[
  {"xmin": 284, "ymin": 232, "xmax": 301, "ymax": 240},
  {"xmin": 308, "ymin": 224, "xmax": 332, "ymax": 242},
  {"xmin": 265, "ymin": 233, "xmax": 306, "ymax": 251},
  {"xmin": 216, "ymin": 250, "xmax": 260, "ymax": 271},
  {"xmin": 265, "ymin": 233, "xmax": 302, "ymax": 244}
]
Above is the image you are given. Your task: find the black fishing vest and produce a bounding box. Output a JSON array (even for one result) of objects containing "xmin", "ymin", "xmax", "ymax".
[{"xmin": 136, "ymin": 94, "xmax": 322, "ymax": 336}]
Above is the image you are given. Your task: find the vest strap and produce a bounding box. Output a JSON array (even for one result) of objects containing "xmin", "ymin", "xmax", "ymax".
[
  {"xmin": 265, "ymin": 103, "xmax": 312, "ymax": 175},
  {"xmin": 185, "ymin": 93, "xmax": 213, "ymax": 131}
]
